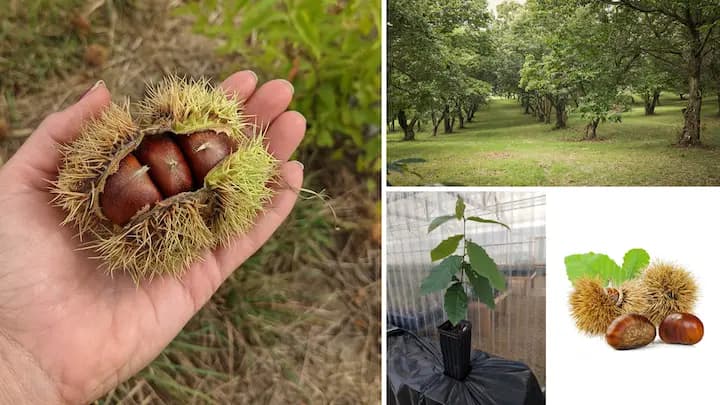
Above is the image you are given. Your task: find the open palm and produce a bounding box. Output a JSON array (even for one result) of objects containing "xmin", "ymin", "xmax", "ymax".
[{"xmin": 0, "ymin": 71, "xmax": 305, "ymax": 404}]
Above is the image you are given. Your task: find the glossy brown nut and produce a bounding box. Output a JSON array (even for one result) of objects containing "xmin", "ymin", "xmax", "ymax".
[
  {"xmin": 176, "ymin": 131, "xmax": 232, "ymax": 185},
  {"xmin": 100, "ymin": 154, "xmax": 162, "ymax": 225},
  {"xmin": 605, "ymin": 314, "xmax": 656, "ymax": 350},
  {"xmin": 135, "ymin": 135, "xmax": 193, "ymax": 197},
  {"xmin": 659, "ymin": 313, "xmax": 704, "ymax": 345}
]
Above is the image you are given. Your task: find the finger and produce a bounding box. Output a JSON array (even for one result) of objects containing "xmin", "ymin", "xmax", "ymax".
[
  {"xmin": 9, "ymin": 81, "xmax": 111, "ymax": 182},
  {"xmin": 214, "ymin": 160, "xmax": 304, "ymax": 276},
  {"xmin": 264, "ymin": 110, "xmax": 306, "ymax": 161},
  {"xmin": 244, "ymin": 79, "xmax": 294, "ymax": 130},
  {"xmin": 219, "ymin": 70, "xmax": 258, "ymax": 102}
]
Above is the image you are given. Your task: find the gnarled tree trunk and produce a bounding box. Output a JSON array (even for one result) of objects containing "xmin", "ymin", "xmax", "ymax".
[
  {"xmin": 555, "ymin": 97, "xmax": 567, "ymax": 129},
  {"xmin": 398, "ymin": 110, "xmax": 417, "ymax": 141},
  {"xmin": 644, "ymin": 91, "xmax": 660, "ymax": 115},
  {"xmin": 584, "ymin": 118, "xmax": 600, "ymax": 140},
  {"xmin": 679, "ymin": 53, "xmax": 702, "ymax": 146}
]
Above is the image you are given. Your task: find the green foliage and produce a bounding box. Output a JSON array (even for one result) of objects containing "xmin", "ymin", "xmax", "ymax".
[
  {"xmin": 622, "ymin": 248, "xmax": 650, "ymax": 281},
  {"xmin": 420, "ymin": 195, "xmax": 509, "ymax": 326},
  {"xmin": 180, "ymin": 0, "xmax": 380, "ymax": 173},
  {"xmin": 428, "ymin": 215, "xmax": 457, "ymax": 233},
  {"xmin": 420, "ymin": 255, "xmax": 463, "ymax": 294},
  {"xmin": 388, "ymin": 0, "xmax": 493, "ymax": 131},
  {"xmin": 466, "ymin": 241, "xmax": 506, "ymax": 290},
  {"xmin": 465, "ymin": 264, "xmax": 495, "ymax": 309},
  {"xmin": 444, "ymin": 282, "xmax": 468, "ymax": 326},
  {"xmin": 565, "ymin": 248, "xmax": 650, "ymax": 287},
  {"xmin": 431, "ymin": 234, "xmax": 464, "ymax": 261}
]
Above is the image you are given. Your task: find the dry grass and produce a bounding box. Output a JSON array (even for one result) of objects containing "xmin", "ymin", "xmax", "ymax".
[{"xmin": 1, "ymin": 1, "xmax": 380, "ymax": 403}]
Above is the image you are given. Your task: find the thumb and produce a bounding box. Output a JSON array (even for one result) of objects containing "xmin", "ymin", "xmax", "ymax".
[{"xmin": 5, "ymin": 80, "xmax": 112, "ymax": 187}]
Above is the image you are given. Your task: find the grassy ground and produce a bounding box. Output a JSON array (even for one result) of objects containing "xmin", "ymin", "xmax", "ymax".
[
  {"xmin": 1, "ymin": 1, "xmax": 379, "ymax": 403},
  {"xmin": 388, "ymin": 97, "xmax": 720, "ymax": 186}
]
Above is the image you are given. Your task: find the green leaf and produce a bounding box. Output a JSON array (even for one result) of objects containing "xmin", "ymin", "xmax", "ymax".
[
  {"xmin": 564, "ymin": 253, "xmax": 621, "ymax": 286},
  {"xmin": 419, "ymin": 255, "xmax": 463, "ymax": 294},
  {"xmin": 621, "ymin": 248, "xmax": 650, "ymax": 282},
  {"xmin": 466, "ymin": 216, "xmax": 510, "ymax": 230},
  {"xmin": 467, "ymin": 241, "xmax": 506, "ymax": 291},
  {"xmin": 428, "ymin": 215, "xmax": 456, "ymax": 233},
  {"xmin": 444, "ymin": 282, "xmax": 468, "ymax": 326},
  {"xmin": 455, "ymin": 196, "xmax": 465, "ymax": 219},
  {"xmin": 466, "ymin": 267, "xmax": 495, "ymax": 309},
  {"xmin": 431, "ymin": 234, "xmax": 464, "ymax": 261}
]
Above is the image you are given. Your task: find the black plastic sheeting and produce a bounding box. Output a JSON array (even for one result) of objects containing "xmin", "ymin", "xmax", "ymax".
[{"xmin": 387, "ymin": 328, "xmax": 545, "ymax": 405}]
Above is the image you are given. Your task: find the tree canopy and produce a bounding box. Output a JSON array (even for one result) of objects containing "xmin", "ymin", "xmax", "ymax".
[{"xmin": 388, "ymin": 0, "xmax": 720, "ymax": 144}]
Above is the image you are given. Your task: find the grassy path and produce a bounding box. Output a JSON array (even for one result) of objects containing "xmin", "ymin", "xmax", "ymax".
[{"xmin": 387, "ymin": 97, "xmax": 720, "ymax": 185}]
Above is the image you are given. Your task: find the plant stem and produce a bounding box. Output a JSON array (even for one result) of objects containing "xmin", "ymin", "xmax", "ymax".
[{"xmin": 461, "ymin": 215, "xmax": 467, "ymax": 284}]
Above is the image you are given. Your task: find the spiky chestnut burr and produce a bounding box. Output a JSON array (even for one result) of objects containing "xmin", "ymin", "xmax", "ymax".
[
  {"xmin": 51, "ymin": 77, "xmax": 278, "ymax": 282},
  {"xmin": 641, "ymin": 262, "xmax": 698, "ymax": 326},
  {"xmin": 569, "ymin": 277, "xmax": 648, "ymax": 335}
]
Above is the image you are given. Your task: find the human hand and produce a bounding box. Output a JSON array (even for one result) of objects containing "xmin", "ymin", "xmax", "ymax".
[{"xmin": 0, "ymin": 71, "xmax": 305, "ymax": 404}]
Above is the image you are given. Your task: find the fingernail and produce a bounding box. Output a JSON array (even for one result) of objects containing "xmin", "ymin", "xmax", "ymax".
[
  {"xmin": 78, "ymin": 80, "xmax": 105, "ymax": 101},
  {"xmin": 278, "ymin": 79, "xmax": 294, "ymax": 95},
  {"xmin": 290, "ymin": 160, "xmax": 304, "ymax": 170},
  {"xmin": 244, "ymin": 70, "xmax": 258, "ymax": 82}
]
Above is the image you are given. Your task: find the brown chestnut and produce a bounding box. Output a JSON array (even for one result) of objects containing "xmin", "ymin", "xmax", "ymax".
[
  {"xmin": 605, "ymin": 313, "xmax": 656, "ymax": 350},
  {"xmin": 176, "ymin": 131, "xmax": 233, "ymax": 185},
  {"xmin": 659, "ymin": 313, "xmax": 703, "ymax": 345},
  {"xmin": 135, "ymin": 135, "xmax": 193, "ymax": 197},
  {"xmin": 100, "ymin": 154, "xmax": 162, "ymax": 225}
]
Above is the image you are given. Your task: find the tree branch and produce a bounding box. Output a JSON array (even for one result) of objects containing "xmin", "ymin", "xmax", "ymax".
[{"xmin": 602, "ymin": 0, "xmax": 687, "ymax": 25}]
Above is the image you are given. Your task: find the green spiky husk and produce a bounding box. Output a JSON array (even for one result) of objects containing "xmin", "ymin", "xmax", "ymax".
[
  {"xmin": 52, "ymin": 102, "xmax": 139, "ymax": 236},
  {"xmin": 641, "ymin": 262, "xmax": 698, "ymax": 325},
  {"xmin": 137, "ymin": 75, "xmax": 247, "ymax": 139},
  {"xmin": 52, "ymin": 76, "xmax": 278, "ymax": 281},
  {"xmin": 569, "ymin": 277, "xmax": 649, "ymax": 335}
]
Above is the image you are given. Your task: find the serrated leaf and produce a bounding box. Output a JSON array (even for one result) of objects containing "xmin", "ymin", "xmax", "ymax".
[
  {"xmin": 419, "ymin": 255, "xmax": 463, "ymax": 294},
  {"xmin": 444, "ymin": 282, "xmax": 468, "ymax": 326},
  {"xmin": 621, "ymin": 248, "xmax": 650, "ymax": 283},
  {"xmin": 455, "ymin": 196, "xmax": 465, "ymax": 220},
  {"xmin": 467, "ymin": 241, "xmax": 506, "ymax": 291},
  {"xmin": 430, "ymin": 234, "xmax": 464, "ymax": 261},
  {"xmin": 466, "ymin": 268, "xmax": 495, "ymax": 309},
  {"xmin": 428, "ymin": 215, "xmax": 456, "ymax": 233},
  {"xmin": 466, "ymin": 216, "xmax": 510, "ymax": 230},
  {"xmin": 564, "ymin": 253, "xmax": 621, "ymax": 286}
]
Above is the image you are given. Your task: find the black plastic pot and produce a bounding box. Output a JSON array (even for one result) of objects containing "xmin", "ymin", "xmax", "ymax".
[{"xmin": 437, "ymin": 320, "xmax": 472, "ymax": 380}]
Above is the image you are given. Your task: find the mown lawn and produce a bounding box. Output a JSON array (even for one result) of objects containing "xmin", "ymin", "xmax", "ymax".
[{"xmin": 387, "ymin": 97, "xmax": 720, "ymax": 185}]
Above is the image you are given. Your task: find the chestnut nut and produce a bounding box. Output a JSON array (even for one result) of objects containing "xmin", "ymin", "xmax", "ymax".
[
  {"xmin": 659, "ymin": 313, "xmax": 703, "ymax": 345},
  {"xmin": 605, "ymin": 313, "xmax": 656, "ymax": 350}
]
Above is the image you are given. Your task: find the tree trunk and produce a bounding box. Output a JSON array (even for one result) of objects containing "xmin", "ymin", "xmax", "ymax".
[
  {"xmin": 457, "ymin": 106, "xmax": 465, "ymax": 129},
  {"xmin": 543, "ymin": 96, "xmax": 552, "ymax": 124},
  {"xmin": 555, "ymin": 97, "xmax": 567, "ymax": 129},
  {"xmin": 644, "ymin": 91, "xmax": 660, "ymax": 115},
  {"xmin": 443, "ymin": 105, "xmax": 452, "ymax": 134},
  {"xmin": 717, "ymin": 92, "xmax": 720, "ymax": 116},
  {"xmin": 398, "ymin": 110, "xmax": 416, "ymax": 141},
  {"xmin": 584, "ymin": 118, "xmax": 600, "ymax": 140},
  {"xmin": 679, "ymin": 51, "xmax": 702, "ymax": 146},
  {"xmin": 431, "ymin": 109, "xmax": 443, "ymax": 136},
  {"xmin": 390, "ymin": 119, "xmax": 395, "ymax": 132},
  {"xmin": 416, "ymin": 119, "xmax": 421, "ymax": 132}
]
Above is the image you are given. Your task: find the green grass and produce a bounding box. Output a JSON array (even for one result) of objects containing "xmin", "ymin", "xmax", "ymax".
[{"xmin": 387, "ymin": 97, "xmax": 720, "ymax": 185}]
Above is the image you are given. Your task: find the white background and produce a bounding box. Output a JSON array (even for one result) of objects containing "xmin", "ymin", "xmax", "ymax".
[{"xmin": 546, "ymin": 188, "xmax": 719, "ymax": 405}]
